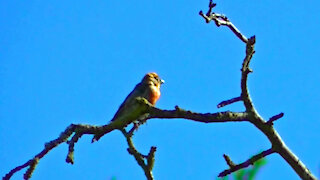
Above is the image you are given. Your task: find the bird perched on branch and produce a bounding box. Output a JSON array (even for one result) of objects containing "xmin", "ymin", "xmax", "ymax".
[{"xmin": 92, "ymin": 72, "xmax": 164, "ymax": 142}]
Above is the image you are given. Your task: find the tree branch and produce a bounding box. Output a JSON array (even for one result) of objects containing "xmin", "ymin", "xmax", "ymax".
[
  {"xmin": 121, "ymin": 129, "xmax": 156, "ymax": 180},
  {"xmin": 200, "ymin": 1, "xmax": 317, "ymax": 179},
  {"xmin": 240, "ymin": 36, "xmax": 256, "ymax": 114},
  {"xmin": 4, "ymin": 124, "xmax": 101, "ymax": 180},
  {"xmin": 219, "ymin": 149, "xmax": 275, "ymax": 177},
  {"xmin": 3, "ymin": 1, "xmax": 317, "ymax": 180},
  {"xmin": 3, "ymin": 102, "xmax": 251, "ymax": 180},
  {"xmin": 199, "ymin": 1, "xmax": 248, "ymax": 43},
  {"xmin": 217, "ymin": 96, "xmax": 242, "ymax": 108},
  {"xmin": 266, "ymin": 112, "xmax": 284, "ymax": 125},
  {"xmin": 147, "ymin": 105, "xmax": 249, "ymax": 123}
]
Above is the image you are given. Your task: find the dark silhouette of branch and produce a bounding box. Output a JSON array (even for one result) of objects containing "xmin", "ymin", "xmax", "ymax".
[
  {"xmin": 3, "ymin": 1, "xmax": 317, "ymax": 180},
  {"xmin": 121, "ymin": 128, "xmax": 156, "ymax": 180},
  {"xmin": 3, "ymin": 99, "xmax": 251, "ymax": 179},
  {"xmin": 217, "ymin": 96, "xmax": 242, "ymax": 108},
  {"xmin": 219, "ymin": 149, "xmax": 275, "ymax": 177},
  {"xmin": 3, "ymin": 124, "xmax": 100, "ymax": 179},
  {"xmin": 199, "ymin": 1, "xmax": 247, "ymax": 43},
  {"xmin": 223, "ymin": 154, "xmax": 236, "ymax": 168},
  {"xmin": 199, "ymin": 1, "xmax": 316, "ymax": 179},
  {"xmin": 266, "ymin": 112, "xmax": 284, "ymax": 125}
]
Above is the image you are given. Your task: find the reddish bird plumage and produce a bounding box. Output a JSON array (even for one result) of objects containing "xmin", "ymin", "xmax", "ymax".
[
  {"xmin": 92, "ymin": 72, "xmax": 164, "ymax": 142},
  {"xmin": 111, "ymin": 72, "xmax": 164, "ymax": 121}
]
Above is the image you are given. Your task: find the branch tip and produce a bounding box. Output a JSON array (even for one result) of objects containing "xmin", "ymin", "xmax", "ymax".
[
  {"xmin": 149, "ymin": 146, "xmax": 157, "ymax": 155},
  {"xmin": 217, "ymin": 96, "xmax": 242, "ymax": 108},
  {"xmin": 267, "ymin": 112, "xmax": 284, "ymax": 125},
  {"xmin": 209, "ymin": 1, "xmax": 216, "ymax": 8},
  {"xmin": 249, "ymin": 35, "xmax": 256, "ymax": 43},
  {"xmin": 199, "ymin": 1, "xmax": 248, "ymax": 43},
  {"xmin": 223, "ymin": 154, "xmax": 236, "ymax": 168},
  {"xmin": 206, "ymin": 0, "xmax": 216, "ymax": 16},
  {"xmin": 147, "ymin": 146, "xmax": 157, "ymax": 170},
  {"xmin": 23, "ymin": 158, "xmax": 39, "ymax": 180},
  {"xmin": 66, "ymin": 151, "xmax": 74, "ymax": 164}
]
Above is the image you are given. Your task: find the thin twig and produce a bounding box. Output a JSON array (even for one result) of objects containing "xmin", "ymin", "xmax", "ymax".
[
  {"xmin": 219, "ymin": 149, "xmax": 275, "ymax": 177},
  {"xmin": 206, "ymin": 0, "xmax": 216, "ymax": 16},
  {"xmin": 199, "ymin": 6, "xmax": 248, "ymax": 43},
  {"xmin": 266, "ymin": 112, "xmax": 284, "ymax": 125},
  {"xmin": 223, "ymin": 154, "xmax": 236, "ymax": 168},
  {"xmin": 217, "ymin": 96, "xmax": 242, "ymax": 108}
]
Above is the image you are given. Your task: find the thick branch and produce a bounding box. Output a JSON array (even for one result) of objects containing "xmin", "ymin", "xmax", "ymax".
[
  {"xmin": 3, "ymin": 102, "xmax": 248, "ymax": 180},
  {"xmin": 5, "ymin": 100, "xmax": 250, "ymax": 180},
  {"xmin": 253, "ymin": 120, "xmax": 317, "ymax": 180},
  {"xmin": 147, "ymin": 106, "xmax": 249, "ymax": 123},
  {"xmin": 200, "ymin": 1, "xmax": 316, "ymax": 179},
  {"xmin": 240, "ymin": 36, "xmax": 257, "ymax": 114}
]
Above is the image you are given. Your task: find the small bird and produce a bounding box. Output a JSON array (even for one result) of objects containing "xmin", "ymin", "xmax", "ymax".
[{"xmin": 92, "ymin": 72, "xmax": 164, "ymax": 142}]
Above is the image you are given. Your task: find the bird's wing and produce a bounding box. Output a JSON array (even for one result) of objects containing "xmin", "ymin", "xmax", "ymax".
[{"xmin": 111, "ymin": 82, "xmax": 149, "ymax": 121}]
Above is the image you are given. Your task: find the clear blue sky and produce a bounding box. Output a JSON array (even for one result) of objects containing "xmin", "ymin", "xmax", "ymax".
[{"xmin": 1, "ymin": 0, "xmax": 320, "ymax": 179}]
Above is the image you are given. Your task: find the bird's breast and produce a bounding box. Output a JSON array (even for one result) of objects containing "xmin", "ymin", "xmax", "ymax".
[{"xmin": 149, "ymin": 85, "xmax": 161, "ymax": 105}]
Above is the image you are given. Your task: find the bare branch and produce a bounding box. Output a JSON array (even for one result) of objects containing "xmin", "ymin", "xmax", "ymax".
[
  {"xmin": 200, "ymin": 1, "xmax": 317, "ymax": 179},
  {"xmin": 223, "ymin": 154, "xmax": 236, "ymax": 168},
  {"xmin": 219, "ymin": 148, "xmax": 275, "ymax": 177},
  {"xmin": 128, "ymin": 122, "xmax": 140, "ymax": 136},
  {"xmin": 146, "ymin": 147, "xmax": 157, "ymax": 170},
  {"xmin": 66, "ymin": 133, "xmax": 82, "ymax": 164},
  {"xmin": 3, "ymin": 124, "xmax": 101, "ymax": 180},
  {"xmin": 266, "ymin": 112, "xmax": 284, "ymax": 125},
  {"xmin": 121, "ymin": 129, "xmax": 155, "ymax": 180},
  {"xmin": 241, "ymin": 36, "xmax": 257, "ymax": 114},
  {"xmin": 147, "ymin": 106, "xmax": 249, "ymax": 123},
  {"xmin": 23, "ymin": 158, "xmax": 39, "ymax": 180},
  {"xmin": 4, "ymin": 2, "xmax": 317, "ymax": 180},
  {"xmin": 199, "ymin": 4, "xmax": 248, "ymax": 43},
  {"xmin": 4, "ymin": 101, "xmax": 251, "ymax": 180},
  {"xmin": 217, "ymin": 96, "xmax": 242, "ymax": 108},
  {"xmin": 206, "ymin": 0, "xmax": 216, "ymax": 16}
]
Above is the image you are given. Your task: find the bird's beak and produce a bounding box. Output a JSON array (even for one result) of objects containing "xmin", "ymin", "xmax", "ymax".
[{"xmin": 160, "ymin": 79, "xmax": 165, "ymax": 84}]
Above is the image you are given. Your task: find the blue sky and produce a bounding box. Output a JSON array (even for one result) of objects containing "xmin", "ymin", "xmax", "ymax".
[{"xmin": 1, "ymin": 0, "xmax": 320, "ymax": 179}]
